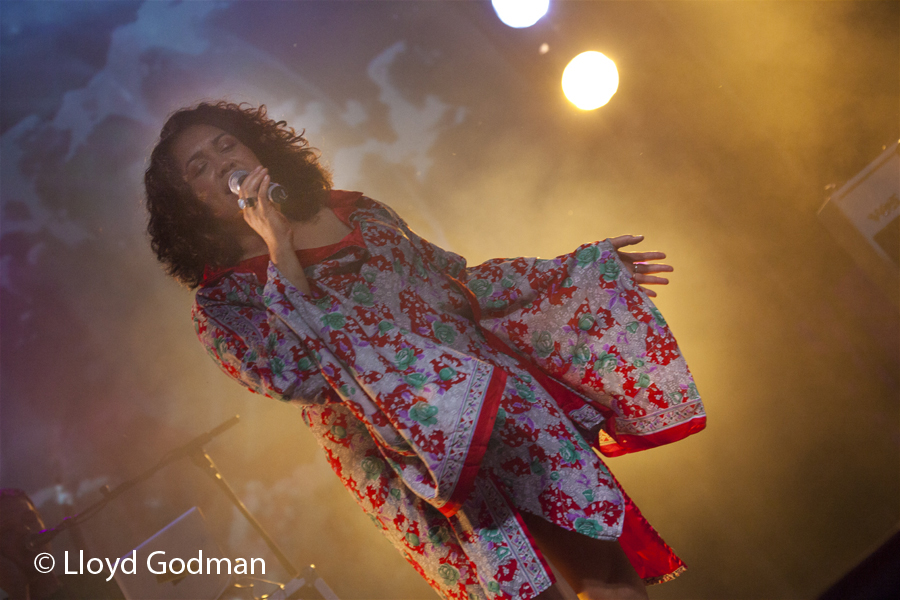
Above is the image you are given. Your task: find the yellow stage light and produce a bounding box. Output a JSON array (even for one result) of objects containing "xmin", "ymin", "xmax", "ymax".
[
  {"xmin": 492, "ymin": 0, "xmax": 549, "ymax": 29},
  {"xmin": 562, "ymin": 51, "xmax": 619, "ymax": 110}
]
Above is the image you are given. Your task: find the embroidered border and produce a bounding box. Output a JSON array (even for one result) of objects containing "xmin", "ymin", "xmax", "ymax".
[{"xmin": 476, "ymin": 478, "xmax": 554, "ymax": 594}]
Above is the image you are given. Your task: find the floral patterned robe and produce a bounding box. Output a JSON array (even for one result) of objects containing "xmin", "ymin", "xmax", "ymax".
[{"xmin": 193, "ymin": 191, "xmax": 706, "ymax": 599}]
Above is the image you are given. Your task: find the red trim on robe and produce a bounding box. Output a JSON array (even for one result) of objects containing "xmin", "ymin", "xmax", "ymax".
[
  {"xmin": 439, "ymin": 367, "xmax": 508, "ymax": 517},
  {"xmin": 449, "ymin": 274, "xmax": 687, "ymax": 584},
  {"xmin": 200, "ymin": 190, "xmax": 365, "ymax": 285}
]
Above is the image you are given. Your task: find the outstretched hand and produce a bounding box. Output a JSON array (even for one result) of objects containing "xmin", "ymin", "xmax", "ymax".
[{"xmin": 608, "ymin": 235, "xmax": 672, "ymax": 298}]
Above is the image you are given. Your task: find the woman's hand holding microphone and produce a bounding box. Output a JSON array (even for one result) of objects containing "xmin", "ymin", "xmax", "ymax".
[{"xmin": 235, "ymin": 166, "xmax": 311, "ymax": 294}]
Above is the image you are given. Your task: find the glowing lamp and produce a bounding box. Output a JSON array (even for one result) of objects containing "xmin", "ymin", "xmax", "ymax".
[
  {"xmin": 492, "ymin": 0, "xmax": 550, "ymax": 29},
  {"xmin": 562, "ymin": 51, "xmax": 619, "ymax": 110}
]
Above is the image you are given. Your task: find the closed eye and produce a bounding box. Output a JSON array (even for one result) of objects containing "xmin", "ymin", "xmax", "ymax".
[{"xmin": 188, "ymin": 162, "xmax": 208, "ymax": 178}]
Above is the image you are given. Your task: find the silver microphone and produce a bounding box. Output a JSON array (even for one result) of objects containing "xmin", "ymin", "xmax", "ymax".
[{"xmin": 228, "ymin": 170, "xmax": 288, "ymax": 204}]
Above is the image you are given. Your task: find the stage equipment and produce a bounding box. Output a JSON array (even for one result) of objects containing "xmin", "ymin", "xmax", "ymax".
[
  {"xmin": 562, "ymin": 51, "xmax": 619, "ymax": 110},
  {"xmin": 26, "ymin": 416, "xmax": 242, "ymax": 552},
  {"xmin": 114, "ymin": 507, "xmax": 231, "ymax": 600},
  {"xmin": 229, "ymin": 170, "xmax": 288, "ymax": 204},
  {"xmin": 818, "ymin": 141, "xmax": 899, "ymax": 306},
  {"xmin": 28, "ymin": 415, "xmax": 324, "ymax": 598}
]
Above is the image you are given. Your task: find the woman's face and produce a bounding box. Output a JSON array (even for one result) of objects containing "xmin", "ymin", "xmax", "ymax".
[{"xmin": 171, "ymin": 124, "xmax": 262, "ymax": 221}]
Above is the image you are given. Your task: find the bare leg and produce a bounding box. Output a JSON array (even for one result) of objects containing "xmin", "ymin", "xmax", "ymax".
[{"xmin": 521, "ymin": 511, "xmax": 649, "ymax": 600}]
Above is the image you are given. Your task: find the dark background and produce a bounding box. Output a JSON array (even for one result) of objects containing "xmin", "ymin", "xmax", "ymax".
[{"xmin": 1, "ymin": 1, "xmax": 897, "ymax": 598}]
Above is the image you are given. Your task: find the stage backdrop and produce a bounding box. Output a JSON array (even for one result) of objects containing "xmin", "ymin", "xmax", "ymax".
[{"xmin": 1, "ymin": 2, "xmax": 897, "ymax": 599}]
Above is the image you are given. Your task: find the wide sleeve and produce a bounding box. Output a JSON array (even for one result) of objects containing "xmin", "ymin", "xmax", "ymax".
[
  {"xmin": 462, "ymin": 242, "xmax": 706, "ymax": 457},
  {"xmin": 193, "ymin": 277, "xmax": 340, "ymax": 405}
]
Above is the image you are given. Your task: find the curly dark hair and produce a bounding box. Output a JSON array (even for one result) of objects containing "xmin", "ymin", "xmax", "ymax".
[{"xmin": 145, "ymin": 101, "xmax": 332, "ymax": 288}]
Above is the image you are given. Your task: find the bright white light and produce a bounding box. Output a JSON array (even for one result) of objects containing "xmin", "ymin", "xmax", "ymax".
[
  {"xmin": 492, "ymin": 0, "xmax": 550, "ymax": 29},
  {"xmin": 562, "ymin": 51, "xmax": 619, "ymax": 110}
]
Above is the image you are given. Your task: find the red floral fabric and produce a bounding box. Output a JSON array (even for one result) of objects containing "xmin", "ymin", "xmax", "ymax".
[{"xmin": 193, "ymin": 191, "xmax": 705, "ymax": 598}]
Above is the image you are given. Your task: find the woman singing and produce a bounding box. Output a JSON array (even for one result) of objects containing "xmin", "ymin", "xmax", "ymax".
[{"xmin": 145, "ymin": 102, "xmax": 705, "ymax": 600}]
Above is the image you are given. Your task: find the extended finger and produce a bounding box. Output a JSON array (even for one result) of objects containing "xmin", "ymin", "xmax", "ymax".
[
  {"xmin": 635, "ymin": 274, "xmax": 669, "ymax": 286},
  {"xmin": 638, "ymin": 286, "xmax": 658, "ymax": 298},
  {"xmin": 608, "ymin": 235, "xmax": 644, "ymax": 249},
  {"xmin": 619, "ymin": 251, "xmax": 667, "ymax": 262},
  {"xmin": 632, "ymin": 263, "xmax": 673, "ymax": 274}
]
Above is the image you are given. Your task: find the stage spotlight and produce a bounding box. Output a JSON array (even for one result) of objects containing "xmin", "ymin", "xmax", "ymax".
[
  {"xmin": 492, "ymin": 0, "xmax": 550, "ymax": 29},
  {"xmin": 562, "ymin": 51, "xmax": 619, "ymax": 110}
]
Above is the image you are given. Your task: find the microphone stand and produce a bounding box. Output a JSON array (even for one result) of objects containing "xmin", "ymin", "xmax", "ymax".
[
  {"xmin": 31, "ymin": 414, "xmax": 300, "ymax": 581},
  {"xmin": 189, "ymin": 448, "xmax": 299, "ymax": 578},
  {"xmin": 29, "ymin": 415, "xmax": 242, "ymax": 550}
]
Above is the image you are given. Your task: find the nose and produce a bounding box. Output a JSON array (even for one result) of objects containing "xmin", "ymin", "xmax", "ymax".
[{"xmin": 217, "ymin": 158, "xmax": 236, "ymax": 179}]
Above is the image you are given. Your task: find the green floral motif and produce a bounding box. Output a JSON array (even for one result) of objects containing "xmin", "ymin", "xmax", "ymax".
[
  {"xmin": 632, "ymin": 358, "xmax": 645, "ymax": 368},
  {"xmin": 246, "ymin": 349, "xmax": 258, "ymax": 362},
  {"xmin": 636, "ymin": 373, "xmax": 651, "ymax": 388},
  {"xmin": 669, "ymin": 391, "xmax": 683, "ymax": 402},
  {"xmin": 481, "ymin": 528, "xmax": 504, "ymax": 543},
  {"xmin": 361, "ymin": 456, "xmax": 384, "ymax": 479},
  {"xmin": 351, "ymin": 283, "xmax": 374, "ymax": 307},
  {"xmin": 514, "ymin": 382, "xmax": 535, "ymax": 403},
  {"xmin": 520, "ymin": 373, "xmax": 533, "ymax": 383},
  {"xmin": 500, "ymin": 276, "xmax": 516, "ymax": 289},
  {"xmin": 226, "ymin": 291, "xmax": 239, "ymax": 303},
  {"xmin": 532, "ymin": 330, "xmax": 554, "ymax": 358},
  {"xmin": 266, "ymin": 333, "xmax": 278, "ymax": 352},
  {"xmin": 649, "ymin": 305, "xmax": 667, "ymax": 326},
  {"xmin": 269, "ymin": 356, "xmax": 285, "ymax": 377},
  {"xmin": 571, "ymin": 342, "xmax": 592, "ymax": 365},
  {"xmin": 600, "ymin": 259, "xmax": 621, "ymax": 282},
  {"xmin": 404, "ymin": 373, "xmax": 428, "ymax": 390},
  {"xmin": 322, "ymin": 312, "xmax": 346, "ymax": 330},
  {"xmin": 688, "ymin": 383, "xmax": 700, "ymax": 400},
  {"xmin": 428, "ymin": 525, "xmax": 451, "ymax": 546},
  {"xmin": 559, "ymin": 439, "xmax": 579, "ymax": 464},
  {"xmin": 438, "ymin": 367, "xmax": 456, "ymax": 381},
  {"xmin": 561, "ymin": 277, "xmax": 574, "ymax": 288},
  {"xmin": 395, "ymin": 348, "xmax": 417, "ymax": 370},
  {"xmin": 530, "ymin": 458, "xmax": 545, "ymax": 475},
  {"xmin": 487, "ymin": 582, "xmax": 501, "ymax": 593},
  {"xmin": 495, "ymin": 546, "xmax": 511, "ymax": 560},
  {"xmin": 378, "ymin": 320, "xmax": 394, "ymax": 334},
  {"xmin": 583, "ymin": 489, "xmax": 595, "ymax": 503},
  {"xmin": 625, "ymin": 321, "xmax": 639, "ymax": 334},
  {"xmin": 576, "ymin": 245, "xmax": 601, "ymax": 267},
  {"xmin": 574, "ymin": 517, "xmax": 603, "ymax": 538},
  {"xmin": 340, "ymin": 384, "xmax": 357, "ymax": 397},
  {"xmin": 331, "ymin": 425, "xmax": 346, "ymax": 439},
  {"xmin": 468, "ymin": 279, "xmax": 493, "ymax": 298},
  {"xmin": 390, "ymin": 488, "xmax": 401, "ymax": 500},
  {"xmin": 495, "ymin": 407, "xmax": 507, "ymax": 429},
  {"xmin": 438, "ymin": 564, "xmax": 459, "ymax": 586},
  {"xmin": 405, "ymin": 532, "xmax": 420, "ymax": 547},
  {"xmin": 550, "ymin": 471, "xmax": 561, "ymax": 481},
  {"xmin": 315, "ymin": 296, "xmax": 332, "ymax": 311},
  {"xmin": 578, "ymin": 313, "xmax": 595, "ymax": 331},
  {"xmin": 413, "ymin": 255, "xmax": 428, "ymax": 279},
  {"xmin": 409, "ymin": 401, "xmax": 438, "ymax": 426},
  {"xmin": 297, "ymin": 357, "xmax": 313, "ymax": 371},
  {"xmin": 432, "ymin": 321, "xmax": 456, "ymax": 345},
  {"xmin": 594, "ymin": 353, "xmax": 618, "ymax": 372},
  {"xmin": 363, "ymin": 270, "xmax": 377, "ymax": 283},
  {"xmin": 392, "ymin": 260, "xmax": 404, "ymax": 276},
  {"xmin": 489, "ymin": 299, "xmax": 508, "ymax": 310}
]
